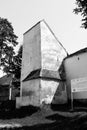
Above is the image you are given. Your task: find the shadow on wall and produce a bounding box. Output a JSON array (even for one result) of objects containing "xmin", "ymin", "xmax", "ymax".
[
  {"xmin": 52, "ymin": 82, "xmax": 67, "ymax": 104},
  {"xmin": 50, "ymin": 61, "xmax": 68, "ymax": 110}
]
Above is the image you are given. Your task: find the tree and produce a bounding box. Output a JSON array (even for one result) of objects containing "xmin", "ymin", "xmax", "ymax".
[
  {"xmin": 74, "ymin": 0, "xmax": 87, "ymax": 29},
  {"xmin": 13, "ymin": 45, "xmax": 22, "ymax": 79},
  {"xmin": 12, "ymin": 45, "xmax": 22, "ymax": 88},
  {"xmin": 3, "ymin": 45, "xmax": 23, "ymax": 77},
  {"xmin": 0, "ymin": 17, "xmax": 18, "ymax": 73}
]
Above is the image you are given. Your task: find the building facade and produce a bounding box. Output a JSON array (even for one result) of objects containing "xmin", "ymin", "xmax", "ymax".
[
  {"xmin": 64, "ymin": 48, "xmax": 87, "ymax": 100},
  {"xmin": 16, "ymin": 20, "xmax": 68, "ymax": 108}
]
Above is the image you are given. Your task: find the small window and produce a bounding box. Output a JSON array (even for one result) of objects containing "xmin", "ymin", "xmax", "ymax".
[{"xmin": 78, "ymin": 57, "xmax": 79, "ymax": 60}]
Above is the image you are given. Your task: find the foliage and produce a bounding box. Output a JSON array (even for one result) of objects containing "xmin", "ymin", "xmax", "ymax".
[
  {"xmin": 74, "ymin": 0, "xmax": 87, "ymax": 28},
  {"xmin": 12, "ymin": 45, "xmax": 22, "ymax": 88},
  {"xmin": 0, "ymin": 17, "xmax": 18, "ymax": 73},
  {"xmin": 13, "ymin": 45, "xmax": 22, "ymax": 79},
  {"xmin": 0, "ymin": 17, "xmax": 23, "ymax": 89},
  {"xmin": 3, "ymin": 45, "xmax": 23, "ymax": 88}
]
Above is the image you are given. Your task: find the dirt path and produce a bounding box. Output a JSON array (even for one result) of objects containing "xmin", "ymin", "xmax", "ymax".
[{"xmin": 0, "ymin": 106, "xmax": 87, "ymax": 129}]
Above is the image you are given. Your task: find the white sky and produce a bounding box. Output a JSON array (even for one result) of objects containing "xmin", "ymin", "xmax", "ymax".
[
  {"xmin": 0, "ymin": 0, "xmax": 87, "ymax": 76},
  {"xmin": 0, "ymin": 0, "xmax": 87, "ymax": 54}
]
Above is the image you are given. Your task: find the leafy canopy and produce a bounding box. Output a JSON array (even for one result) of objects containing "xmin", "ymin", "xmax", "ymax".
[
  {"xmin": 0, "ymin": 17, "xmax": 23, "ymax": 89},
  {"xmin": 0, "ymin": 17, "xmax": 18, "ymax": 74},
  {"xmin": 74, "ymin": 0, "xmax": 87, "ymax": 29},
  {"xmin": 12, "ymin": 45, "xmax": 22, "ymax": 88},
  {"xmin": 13, "ymin": 45, "xmax": 22, "ymax": 79}
]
